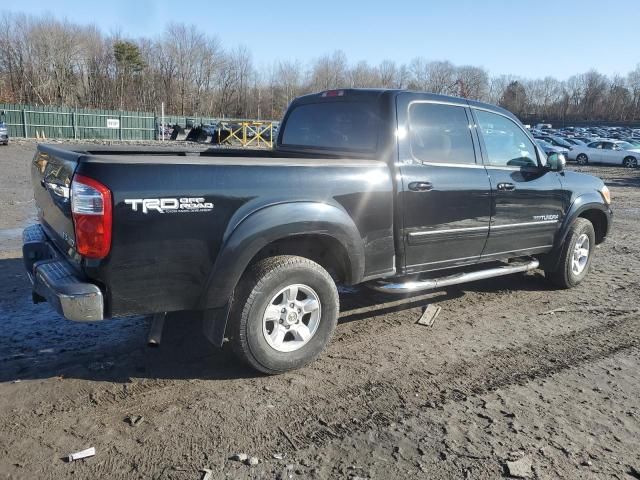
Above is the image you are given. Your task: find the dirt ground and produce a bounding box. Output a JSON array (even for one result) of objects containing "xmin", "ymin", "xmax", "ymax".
[{"xmin": 0, "ymin": 141, "xmax": 639, "ymax": 480}]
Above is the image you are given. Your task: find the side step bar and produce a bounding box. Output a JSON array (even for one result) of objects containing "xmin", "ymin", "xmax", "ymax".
[{"xmin": 368, "ymin": 259, "xmax": 539, "ymax": 294}]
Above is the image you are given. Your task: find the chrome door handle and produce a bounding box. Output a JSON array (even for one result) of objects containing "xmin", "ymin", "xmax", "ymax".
[
  {"xmin": 497, "ymin": 182, "xmax": 515, "ymax": 191},
  {"xmin": 408, "ymin": 181, "xmax": 433, "ymax": 192}
]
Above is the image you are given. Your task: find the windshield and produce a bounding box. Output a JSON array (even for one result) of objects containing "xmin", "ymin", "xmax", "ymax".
[
  {"xmin": 281, "ymin": 101, "xmax": 379, "ymax": 151},
  {"xmin": 617, "ymin": 141, "xmax": 634, "ymax": 149},
  {"xmin": 551, "ymin": 137, "xmax": 571, "ymax": 147}
]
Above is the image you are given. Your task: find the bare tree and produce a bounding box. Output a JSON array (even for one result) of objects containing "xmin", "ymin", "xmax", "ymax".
[
  {"xmin": 0, "ymin": 11, "xmax": 638, "ymax": 124},
  {"xmin": 309, "ymin": 50, "xmax": 348, "ymax": 91}
]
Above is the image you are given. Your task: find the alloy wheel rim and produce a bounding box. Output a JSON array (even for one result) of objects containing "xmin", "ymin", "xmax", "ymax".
[
  {"xmin": 571, "ymin": 233, "xmax": 590, "ymax": 275},
  {"xmin": 262, "ymin": 284, "xmax": 321, "ymax": 353}
]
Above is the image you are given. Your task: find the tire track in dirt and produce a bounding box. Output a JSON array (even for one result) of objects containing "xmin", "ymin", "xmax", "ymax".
[{"xmin": 284, "ymin": 312, "xmax": 640, "ymax": 452}]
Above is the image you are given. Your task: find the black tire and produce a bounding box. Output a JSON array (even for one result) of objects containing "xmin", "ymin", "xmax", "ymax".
[
  {"xmin": 544, "ymin": 218, "xmax": 595, "ymax": 289},
  {"xmin": 576, "ymin": 154, "xmax": 589, "ymax": 165},
  {"xmin": 623, "ymin": 156, "xmax": 638, "ymax": 168},
  {"xmin": 229, "ymin": 255, "xmax": 339, "ymax": 374}
]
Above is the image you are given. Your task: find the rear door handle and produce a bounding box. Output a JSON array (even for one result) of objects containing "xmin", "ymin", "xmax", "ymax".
[
  {"xmin": 408, "ymin": 181, "xmax": 433, "ymax": 192},
  {"xmin": 497, "ymin": 182, "xmax": 515, "ymax": 191}
]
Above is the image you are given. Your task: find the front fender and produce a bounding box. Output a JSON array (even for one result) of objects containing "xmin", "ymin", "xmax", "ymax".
[
  {"xmin": 557, "ymin": 192, "xmax": 611, "ymax": 247},
  {"xmin": 200, "ymin": 201, "xmax": 365, "ymax": 309},
  {"xmin": 542, "ymin": 192, "xmax": 611, "ymax": 271}
]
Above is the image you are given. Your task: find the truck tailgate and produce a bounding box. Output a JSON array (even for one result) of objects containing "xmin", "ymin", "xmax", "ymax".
[{"xmin": 31, "ymin": 145, "xmax": 82, "ymax": 255}]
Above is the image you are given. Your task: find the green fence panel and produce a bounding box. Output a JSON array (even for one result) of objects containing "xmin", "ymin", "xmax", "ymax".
[{"xmin": 0, "ymin": 103, "xmax": 275, "ymax": 141}]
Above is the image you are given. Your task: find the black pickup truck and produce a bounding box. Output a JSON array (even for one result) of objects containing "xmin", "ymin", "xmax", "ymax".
[{"xmin": 23, "ymin": 89, "xmax": 612, "ymax": 373}]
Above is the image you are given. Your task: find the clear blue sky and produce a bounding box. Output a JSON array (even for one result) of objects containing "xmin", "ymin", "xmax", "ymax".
[{"xmin": 5, "ymin": 0, "xmax": 639, "ymax": 79}]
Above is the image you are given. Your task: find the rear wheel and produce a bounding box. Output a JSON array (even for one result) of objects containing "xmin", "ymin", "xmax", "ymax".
[
  {"xmin": 544, "ymin": 218, "xmax": 595, "ymax": 289},
  {"xmin": 576, "ymin": 154, "xmax": 589, "ymax": 165},
  {"xmin": 229, "ymin": 255, "xmax": 339, "ymax": 374},
  {"xmin": 623, "ymin": 156, "xmax": 638, "ymax": 168}
]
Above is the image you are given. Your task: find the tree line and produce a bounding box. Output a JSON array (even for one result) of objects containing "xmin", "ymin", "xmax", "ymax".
[{"xmin": 1, "ymin": 12, "xmax": 639, "ymax": 123}]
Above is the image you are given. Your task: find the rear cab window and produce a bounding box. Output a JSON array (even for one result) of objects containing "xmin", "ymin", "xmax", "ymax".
[{"xmin": 280, "ymin": 97, "xmax": 380, "ymax": 152}]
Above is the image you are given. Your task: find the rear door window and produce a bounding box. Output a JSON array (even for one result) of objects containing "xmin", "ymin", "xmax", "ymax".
[
  {"xmin": 408, "ymin": 103, "xmax": 477, "ymax": 165},
  {"xmin": 281, "ymin": 102, "xmax": 379, "ymax": 151}
]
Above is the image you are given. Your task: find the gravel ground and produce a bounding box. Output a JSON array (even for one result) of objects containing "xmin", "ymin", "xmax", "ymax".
[{"xmin": 0, "ymin": 141, "xmax": 639, "ymax": 480}]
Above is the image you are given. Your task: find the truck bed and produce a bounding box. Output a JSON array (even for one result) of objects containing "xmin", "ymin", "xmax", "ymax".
[{"xmin": 31, "ymin": 143, "xmax": 396, "ymax": 317}]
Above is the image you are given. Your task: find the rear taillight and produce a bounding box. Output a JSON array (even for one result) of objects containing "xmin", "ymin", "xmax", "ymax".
[{"xmin": 71, "ymin": 174, "xmax": 112, "ymax": 259}]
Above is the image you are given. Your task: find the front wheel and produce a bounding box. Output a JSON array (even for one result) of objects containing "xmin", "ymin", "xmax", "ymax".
[
  {"xmin": 229, "ymin": 255, "xmax": 339, "ymax": 374},
  {"xmin": 544, "ymin": 218, "xmax": 595, "ymax": 289},
  {"xmin": 576, "ymin": 154, "xmax": 589, "ymax": 165},
  {"xmin": 623, "ymin": 156, "xmax": 638, "ymax": 168}
]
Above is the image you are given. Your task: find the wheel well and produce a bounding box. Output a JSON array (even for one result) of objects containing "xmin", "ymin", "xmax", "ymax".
[
  {"xmin": 249, "ymin": 235, "xmax": 352, "ymax": 283},
  {"xmin": 579, "ymin": 209, "xmax": 607, "ymax": 244}
]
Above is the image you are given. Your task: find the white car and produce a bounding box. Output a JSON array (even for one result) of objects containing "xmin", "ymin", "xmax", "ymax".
[{"xmin": 570, "ymin": 140, "xmax": 640, "ymax": 168}]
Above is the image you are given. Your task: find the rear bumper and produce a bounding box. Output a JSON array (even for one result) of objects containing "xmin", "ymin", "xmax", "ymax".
[{"xmin": 23, "ymin": 224, "xmax": 104, "ymax": 321}]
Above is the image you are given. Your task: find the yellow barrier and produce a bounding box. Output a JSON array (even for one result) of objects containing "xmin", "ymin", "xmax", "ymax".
[{"xmin": 221, "ymin": 122, "xmax": 275, "ymax": 148}]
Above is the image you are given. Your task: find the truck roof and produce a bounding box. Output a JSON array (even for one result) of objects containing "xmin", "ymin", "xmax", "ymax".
[{"xmin": 293, "ymin": 88, "xmax": 519, "ymax": 123}]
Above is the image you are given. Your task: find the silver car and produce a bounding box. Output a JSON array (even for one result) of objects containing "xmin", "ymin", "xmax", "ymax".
[
  {"xmin": 570, "ymin": 140, "xmax": 640, "ymax": 168},
  {"xmin": 0, "ymin": 122, "xmax": 8, "ymax": 145}
]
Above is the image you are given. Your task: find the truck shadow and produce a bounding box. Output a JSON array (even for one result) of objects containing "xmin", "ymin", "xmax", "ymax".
[
  {"xmin": 0, "ymin": 256, "xmax": 549, "ymax": 384},
  {"xmin": 337, "ymin": 271, "xmax": 550, "ymax": 324}
]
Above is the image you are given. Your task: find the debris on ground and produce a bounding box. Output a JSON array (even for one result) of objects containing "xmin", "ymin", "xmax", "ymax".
[
  {"xmin": 124, "ymin": 414, "xmax": 144, "ymax": 427},
  {"xmin": 505, "ymin": 456, "xmax": 532, "ymax": 478},
  {"xmin": 245, "ymin": 457, "xmax": 259, "ymax": 466},
  {"xmin": 230, "ymin": 453, "xmax": 248, "ymax": 462},
  {"xmin": 200, "ymin": 468, "xmax": 214, "ymax": 480},
  {"xmin": 416, "ymin": 304, "xmax": 441, "ymax": 327},
  {"xmin": 539, "ymin": 307, "xmax": 568, "ymax": 315},
  {"xmin": 272, "ymin": 453, "xmax": 284, "ymax": 460},
  {"xmin": 66, "ymin": 447, "xmax": 96, "ymax": 462}
]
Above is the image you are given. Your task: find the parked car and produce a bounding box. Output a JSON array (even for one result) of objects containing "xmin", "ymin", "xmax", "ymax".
[
  {"xmin": 571, "ymin": 140, "xmax": 640, "ymax": 167},
  {"xmin": 535, "ymin": 135, "xmax": 573, "ymax": 150},
  {"xmin": 564, "ymin": 138, "xmax": 588, "ymax": 147},
  {"xmin": 0, "ymin": 122, "xmax": 8, "ymax": 145},
  {"xmin": 23, "ymin": 89, "xmax": 612, "ymax": 373},
  {"xmin": 535, "ymin": 139, "xmax": 569, "ymax": 158},
  {"xmin": 620, "ymin": 138, "xmax": 640, "ymax": 148}
]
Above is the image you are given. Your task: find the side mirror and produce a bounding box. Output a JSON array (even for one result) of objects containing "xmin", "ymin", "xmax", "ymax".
[{"xmin": 547, "ymin": 153, "xmax": 565, "ymax": 172}]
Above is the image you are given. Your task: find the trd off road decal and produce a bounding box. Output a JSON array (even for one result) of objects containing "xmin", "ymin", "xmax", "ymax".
[{"xmin": 124, "ymin": 197, "xmax": 214, "ymax": 214}]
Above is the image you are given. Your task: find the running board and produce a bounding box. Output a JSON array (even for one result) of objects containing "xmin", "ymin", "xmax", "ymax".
[{"xmin": 368, "ymin": 259, "xmax": 539, "ymax": 294}]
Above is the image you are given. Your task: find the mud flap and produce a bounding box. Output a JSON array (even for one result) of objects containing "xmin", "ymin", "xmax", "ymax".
[
  {"xmin": 202, "ymin": 301, "xmax": 232, "ymax": 347},
  {"xmin": 537, "ymin": 246, "xmax": 562, "ymax": 272}
]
